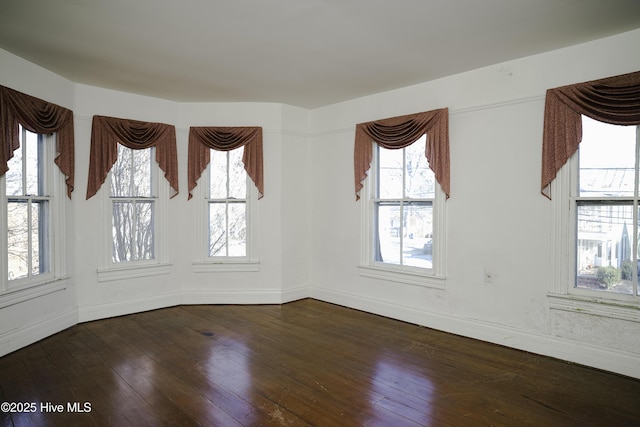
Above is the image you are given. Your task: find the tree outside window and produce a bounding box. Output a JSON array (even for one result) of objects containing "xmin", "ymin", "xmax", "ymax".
[
  {"xmin": 6, "ymin": 127, "xmax": 50, "ymax": 281},
  {"xmin": 373, "ymin": 135, "xmax": 435, "ymax": 270},
  {"xmin": 208, "ymin": 148, "xmax": 247, "ymax": 258},
  {"xmin": 110, "ymin": 145, "xmax": 155, "ymax": 263}
]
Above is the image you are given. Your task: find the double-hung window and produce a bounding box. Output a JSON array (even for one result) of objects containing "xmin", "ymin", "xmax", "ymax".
[
  {"xmin": 98, "ymin": 144, "xmax": 169, "ymax": 280},
  {"xmin": 550, "ymin": 116, "xmax": 640, "ymax": 318},
  {"xmin": 110, "ymin": 145, "xmax": 156, "ymax": 263},
  {"xmin": 1, "ymin": 126, "xmax": 66, "ymax": 292},
  {"xmin": 208, "ymin": 148, "xmax": 248, "ymax": 257},
  {"xmin": 361, "ymin": 135, "xmax": 446, "ymax": 287},
  {"xmin": 544, "ymin": 71, "xmax": 640, "ymax": 320},
  {"xmin": 194, "ymin": 147, "xmax": 258, "ymax": 271},
  {"xmin": 574, "ymin": 116, "xmax": 640, "ymax": 297}
]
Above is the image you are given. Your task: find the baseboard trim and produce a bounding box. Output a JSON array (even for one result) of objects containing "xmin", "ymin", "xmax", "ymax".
[
  {"xmin": 282, "ymin": 285, "xmax": 312, "ymax": 303},
  {"xmin": 181, "ymin": 289, "xmax": 284, "ymax": 305},
  {"xmin": 311, "ymin": 287, "xmax": 640, "ymax": 379},
  {"xmin": 77, "ymin": 293, "xmax": 181, "ymax": 323},
  {"xmin": 7, "ymin": 285, "xmax": 636, "ymax": 379},
  {"xmin": 180, "ymin": 286, "xmax": 311, "ymax": 305},
  {"xmin": 0, "ymin": 308, "xmax": 77, "ymax": 357}
]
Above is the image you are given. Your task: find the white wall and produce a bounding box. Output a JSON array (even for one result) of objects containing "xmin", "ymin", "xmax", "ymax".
[
  {"xmin": 0, "ymin": 50, "xmax": 78, "ymax": 356},
  {"xmin": 0, "ymin": 49, "xmax": 311, "ymax": 354},
  {"xmin": 1, "ymin": 28, "xmax": 639, "ymax": 378},
  {"xmin": 308, "ymin": 28, "xmax": 640, "ymax": 378}
]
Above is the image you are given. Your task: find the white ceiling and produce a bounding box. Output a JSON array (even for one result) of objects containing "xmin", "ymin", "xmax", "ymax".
[{"xmin": 1, "ymin": 0, "xmax": 639, "ymax": 109}]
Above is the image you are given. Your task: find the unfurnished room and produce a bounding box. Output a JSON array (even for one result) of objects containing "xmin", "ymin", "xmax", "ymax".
[{"xmin": 1, "ymin": 1, "xmax": 640, "ymax": 425}]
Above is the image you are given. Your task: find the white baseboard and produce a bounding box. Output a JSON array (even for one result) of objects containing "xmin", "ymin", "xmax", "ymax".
[
  {"xmin": 0, "ymin": 308, "xmax": 77, "ymax": 357},
  {"xmin": 77, "ymin": 293, "xmax": 181, "ymax": 323},
  {"xmin": 7, "ymin": 284, "xmax": 636, "ymax": 380},
  {"xmin": 180, "ymin": 285, "xmax": 311, "ymax": 305},
  {"xmin": 282, "ymin": 285, "xmax": 312, "ymax": 303},
  {"xmin": 311, "ymin": 287, "xmax": 640, "ymax": 379},
  {"xmin": 4, "ymin": 288, "xmax": 306, "ymax": 356}
]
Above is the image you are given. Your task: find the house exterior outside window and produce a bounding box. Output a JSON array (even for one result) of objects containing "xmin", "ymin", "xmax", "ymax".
[
  {"xmin": 550, "ymin": 116, "xmax": 640, "ymax": 319},
  {"xmin": 360, "ymin": 135, "xmax": 446, "ymax": 288}
]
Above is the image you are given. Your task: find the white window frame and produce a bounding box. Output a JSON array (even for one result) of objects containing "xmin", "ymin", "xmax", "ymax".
[
  {"xmin": 359, "ymin": 139, "xmax": 446, "ymax": 288},
  {"xmin": 548, "ymin": 123, "xmax": 640, "ymax": 322},
  {"xmin": 97, "ymin": 146, "xmax": 170, "ymax": 282},
  {"xmin": 192, "ymin": 148, "xmax": 259, "ymax": 273},
  {"xmin": 0, "ymin": 129, "xmax": 68, "ymax": 307}
]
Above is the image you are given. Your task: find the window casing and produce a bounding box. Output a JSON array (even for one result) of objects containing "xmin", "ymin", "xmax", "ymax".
[
  {"xmin": 550, "ymin": 116, "xmax": 640, "ymax": 319},
  {"xmin": 193, "ymin": 147, "xmax": 258, "ymax": 272},
  {"xmin": 360, "ymin": 135, "xmax": 446, "ymax": 287},
  {"xmin": 1, "ymin": 126, "xmax": 67, "ymax": 298},
  {"xmin": 98, "ymin": 145, "xmax": 170, "ymax": 281}
]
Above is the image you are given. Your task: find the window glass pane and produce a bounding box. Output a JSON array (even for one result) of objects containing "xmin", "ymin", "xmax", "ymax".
[
  {"xmin": 7, "ymin": 201, "xmax": 28, "ymax": 280},
  {"xmin": 403, "ymin": 203, "xmax": 433, "ymax": 268},
  {"xmin": 133, "ymin": 149, "xmax": 152, "ymax": 197},
  {"xmin": 579, "ymin": 117, "xmax": 636, "ymax": 197},
  {"xmin": 112, "ymin": 201, "xmax": 133, "ymax": 262},
  {"xmin": 378, "ymin": 148, "xmax": 403, "ymax": 199},
  {"xmin": 136, "ymin": 201, "xmax": 154, "ymax": 260},
  {"xmin": 111, "ymin": 145, "xmax": 132, "ymax": 197},
  {"xmin": 228, "ymin": 202, "xmax": 247, "ymax": 256},
  {"xmin": 576, "ymin": 203, "xmax": 633, "ymax": 294},
  {"xmin": 6, "ymin": 142, "xmax": 23, "ymax": 196},
  {"xmin": 375, "ymin": 203, "xmax": 401, "ymax": 265},
  {"xmin": 405, "ymin": 138, "xmax": 435, "ymax": 199},
  {"xmin": 209, "ymin": 150, "xmax": 228, "ymax": 198},
  {"xmin": 228, "ymin": 148, "xmax": 246, "ymax": 199},
  {"xmin": 25, "ymin": 130, "xmax": 41, "ymax": 196},
  {"xmin": 209, "ymin": 202, "xmax": 227, "ymax": 256}
]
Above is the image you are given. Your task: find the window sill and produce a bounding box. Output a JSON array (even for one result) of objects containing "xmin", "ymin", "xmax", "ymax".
[
  {"xmin": 193, "ymin": 260, "xmax": 260, "ymax": 273},
  {"xmin": 358, "ymin": 265, "xmax": 445, "ymax": 289},
  {"xmin": 548, "ymin": 292, "xmax": 640, "ymax": 323},
  {"xmin": 0, "ymin": 277, "xmax": 69, "ymax": 309},
  {"xmin": 97, "ymin": 263, "xmax": 172, "ymax": 282}
]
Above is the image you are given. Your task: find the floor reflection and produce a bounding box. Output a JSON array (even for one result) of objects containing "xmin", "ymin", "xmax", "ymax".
[
  {"xmin": 369, "ymin": 359, "xmax": 436, "ymax": 425},
  {"xmin": 201, "ymin": 336, "xmax": 258, "ymax": 425}
]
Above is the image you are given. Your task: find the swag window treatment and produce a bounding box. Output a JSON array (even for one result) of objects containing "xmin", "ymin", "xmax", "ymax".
[
  {"xmin": 0, "ymin": 85, "xmax": 75, "ymax": 198},
  {"xmin": 354, "ymin": 108, "xmax": 450, "ymax": 200},
  {"xmin": 541, "ymin": 70, "xmax": 640, "ymax": 198},
  {"xmin": 86, "ymin": 115, "xmax": 179, "ymax": 199},
  {"xmin": 188, "ymin": 126, "xmax": 263, "ymax": 200}
]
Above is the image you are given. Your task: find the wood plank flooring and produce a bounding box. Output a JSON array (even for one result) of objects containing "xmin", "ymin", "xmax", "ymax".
[{"xmin": 1, "ymin": 298, "xmax": 639, "ymax": 426}]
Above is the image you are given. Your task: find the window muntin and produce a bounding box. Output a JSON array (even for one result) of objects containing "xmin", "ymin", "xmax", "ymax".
[
  {"xmin": 109, "ymin": 145, "xmax": 156, "ymax": 264},
  {"xmin": 372, "ymin": 135, "xmax": 435, "ymax": 270},
  {"xmin": 208, "ymin": 148, "xmax": 248, "ymax": 258},
  {"xmin": 574, "ymin": 116, "xmax": 640, "ymax": 297}
]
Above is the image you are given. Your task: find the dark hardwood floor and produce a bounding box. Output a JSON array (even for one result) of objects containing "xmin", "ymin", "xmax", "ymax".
[{"xmin": 1, "ymin": 298, "xmax": 639, "ymax": 426}]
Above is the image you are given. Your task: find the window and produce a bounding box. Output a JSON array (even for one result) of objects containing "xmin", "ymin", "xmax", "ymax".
[
  {"xmin": 550, "ymin": 116, "xmax": 640, "ymax": 319},
  {"xmin": 110, "ymin": 145, "xmax": 156, "ymax": 263},
  {"xmin": 1, "ymin": 126, "xmax": 66, "ymax": 294},
  {"xmin": 193, "ymin": 147, "xmax": 258, "ymax": 271},
  {"xmin": 208, "ymin": 148, "xmax": 247, "ymax": 257},
  {"xmin": 574, "ymin": 116, "xmax": 640, "ymax": 297},
  {"xmin": 360, "ymin": 135, "xmax": 446, "ymax": 287},
  {"xmin": 98, "ymin": 144, "xmax": 170, "ymax": 280}
]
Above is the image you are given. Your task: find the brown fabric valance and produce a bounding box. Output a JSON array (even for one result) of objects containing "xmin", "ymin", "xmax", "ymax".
[
  {"xmin": 354, "ymin": 108, "xmax": 449, "ymax": 200},
  {"xmin": 0, "ymin": 85, "xmax": 75, "ymax": 198},
  {"xmin": 188, "ymin": 126, "xmax": 263, "ymax": 200},
  {"xmin": 86, "ymin": 115, "xmax": 178, "ymax": 199},
  {"xmin": 541, "ymin": 70, "xmax": 640, "ymax": 198}
]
